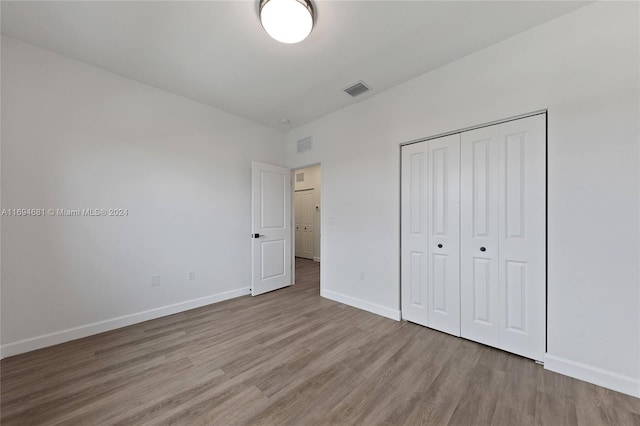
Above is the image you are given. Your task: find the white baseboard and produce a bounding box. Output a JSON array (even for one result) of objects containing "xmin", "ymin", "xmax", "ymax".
[
  {"xmin": 544, "ymin": 354, "xmax": 640, "ymax": 398},
  {"xmin": 0, "ymin": 287, "xmax": 250, "ymax": 359},
  {"xmin": 321, "ymin": 289, "xmax": 401, "ymax": 321},
  {"xmin": 313, "ymin": 257, "xmax": 321, "ymax": 262}
]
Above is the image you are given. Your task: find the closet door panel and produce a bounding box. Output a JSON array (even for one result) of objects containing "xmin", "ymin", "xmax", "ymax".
[
  {"xmin": 427, "ymin": 134, "xmax": 461, "ymax": 336},
  {"xmin": 401, "ymin": 142, "xmax": 429, "ymax": 326},
  {"xmin": 461, "ymin": 128, "xmax": 500, "ymax": 347},
  {"xmin": 497, "ymin": 114, "xmax": 546, "ymax": 361}
]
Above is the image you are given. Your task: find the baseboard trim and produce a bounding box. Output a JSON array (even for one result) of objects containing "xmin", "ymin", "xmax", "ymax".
[
  {"xmin": 0, "ymin": 287, "xmax": 251, "ymax": 359},
  {"xmin": 313, "ymin": 257, "xmax": 321, "ymax": 262},
  {"xmin": 321, "ymin": 289, "xmax": 401, "ymax": 321},
  {"xmin": 544, "ymin": 354, "xmax": 640, "ymax": 398}
]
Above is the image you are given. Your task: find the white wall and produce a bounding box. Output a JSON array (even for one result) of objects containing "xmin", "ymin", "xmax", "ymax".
[
  {"xmin": 1, "ymin": 37, "xmax": 285, "ymax": 356},
  {"xmin": 285, "ymin": 2, "xmax": 640, "ymax": 396},
  {"xmin": 294, "ymin": 164, "xmax": 321, "ymax": 261}
]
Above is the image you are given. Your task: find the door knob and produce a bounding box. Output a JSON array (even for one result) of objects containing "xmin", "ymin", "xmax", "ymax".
[
  {"xmin": 480, "ymin": 247, "xmax": 486, "ymax": 252},
  {"xmin": 252, "ymin": 233, "xmax": 264, "ymax": 238},
  {"xmin": 437, "ymin": 244, "xmax": 443, "ymax": 248}
]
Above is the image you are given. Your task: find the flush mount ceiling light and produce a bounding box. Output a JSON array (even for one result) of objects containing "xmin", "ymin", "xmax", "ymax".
[{"xmin": 259, "ymin": 0, "xmax": 314, "ymax": 44}]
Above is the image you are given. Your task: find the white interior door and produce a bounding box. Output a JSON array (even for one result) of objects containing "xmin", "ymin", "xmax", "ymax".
[
  {"xmin": 401, "ymin": 133, "xmax": 460, "ymax": 336},
  {"xmin": 251, "ymin": 162, "xmax": 292, "ymax": 296},
  {"xmin": 460, "ymin": 114, "xmax": 546, "ymax": 361},
  {"xmin": 460, "ymin": 125, "xmax": 501, "ymax": 348},
  {"xmin": 401, "ymin": 141, "xmax": 429, "ymax": 326},
  {"xmin": 427, "ymin": 134, "xmax": 461, "ymax": 336},
  {"xmin": 294, "ymin": 190, "xmax": 314, "ymax": 259},
  {"xmin": 497, "ymin": 114, "xmax": 546, "ymax": 361},
  {"xmin": 299, "ymin": 190, "xmax": 314, "ymax": 259},
  {"xmin": 295, "ymin": 192, "xmax": 303, "ymax": 257}
]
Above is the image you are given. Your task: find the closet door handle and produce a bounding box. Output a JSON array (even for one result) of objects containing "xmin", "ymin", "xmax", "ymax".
[
  {"xmin": 480, "ymin": 247, "xmax": 486, "ymax": 252},
  {"xmin": 437, "ymin": 244, "xmax": 443, "ymax": 248}
]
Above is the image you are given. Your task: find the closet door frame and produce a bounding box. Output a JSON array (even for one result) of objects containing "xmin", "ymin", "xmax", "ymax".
[{"xmin": 399, "ymin": 109, "xmax": 547, "ymax": 360}]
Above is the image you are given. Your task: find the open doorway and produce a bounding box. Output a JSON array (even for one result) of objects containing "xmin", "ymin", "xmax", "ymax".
[{"xmin": 293, "ymin": 164, "xmax": 321, "ymax": 293}]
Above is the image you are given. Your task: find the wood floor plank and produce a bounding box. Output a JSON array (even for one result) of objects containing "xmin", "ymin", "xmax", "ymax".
[
  {"xmin": 447, "ymin": 361, "xmax": 505, "ymax": 426},
  {"xmin": 2, "ymin": 258, "xmax": 639, "ymax": 425},
  {"xmin": 534, "ymin": 391, "xmax": 579, "ymax": 426},
  {"xmin": 52, "ymin": 363, "xmax": 225, "ymax": 425},
  {"xmin": 490, "ymin": 354, "xmax": 538, "ymax": 425}
]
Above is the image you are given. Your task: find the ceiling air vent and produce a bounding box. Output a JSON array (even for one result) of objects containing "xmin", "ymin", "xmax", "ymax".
[
  {"xmin": 297, "ymin": 136, "xmax": 313, "ymax": 154},
  {"xmin": 344, "ymin": 81, "xmax": 371, "ymax": 97}
]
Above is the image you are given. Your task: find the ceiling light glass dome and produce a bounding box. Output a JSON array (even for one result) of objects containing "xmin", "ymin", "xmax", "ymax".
[{"xmin": 259, "ymin": 0, "xmax": 314, "ymax": 44}]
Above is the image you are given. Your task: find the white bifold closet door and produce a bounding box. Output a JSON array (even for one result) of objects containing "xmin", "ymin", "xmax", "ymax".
[
  {"xmin": 401, "ymin": 133, "xmax": 461, "ymax": 336},
  {"xmin": 460, "ymin": 114, "xmax": 546, "ymax": 361}
]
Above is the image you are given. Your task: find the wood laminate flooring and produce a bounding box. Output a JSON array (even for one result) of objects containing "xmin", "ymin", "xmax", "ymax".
[{"xmin": 1, "ymin": 258, "xmax": 639, "ymax": 425}]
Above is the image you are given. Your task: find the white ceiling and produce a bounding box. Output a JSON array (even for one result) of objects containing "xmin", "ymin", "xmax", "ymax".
[{"xmin": 1, "ymin": 1, "xmax": 589, "ymax": 129}]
